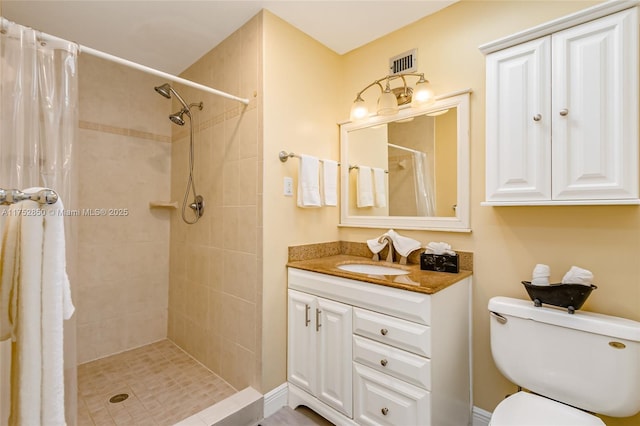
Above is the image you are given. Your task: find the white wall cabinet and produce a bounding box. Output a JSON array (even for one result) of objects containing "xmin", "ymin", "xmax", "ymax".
[
  {"xmin": 484, "ymin": 7, "xmax": 639, "ymax": 205},
  {"xmin": 287, "ymin": 268, "xmax": 471, "ymax": 426}
]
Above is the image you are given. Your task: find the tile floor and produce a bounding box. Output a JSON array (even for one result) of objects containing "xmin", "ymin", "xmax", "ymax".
[{"xmin": 77, "ymin": 339, "xmax": 236, "ymax": 425}]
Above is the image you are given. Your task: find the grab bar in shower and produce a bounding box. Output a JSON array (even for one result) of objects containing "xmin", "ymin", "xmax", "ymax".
[{"xmin": 0, "ymin": 188, "xmax": 59, "ymax": 205}]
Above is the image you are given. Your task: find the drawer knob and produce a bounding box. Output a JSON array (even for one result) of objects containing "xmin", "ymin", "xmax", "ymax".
[
  {"xmin": 380, "ymin": 359, "xmax": 388, "ymax": 367},
  {"xmin": 533, "ymin": 114, "xmax": 542, "ymax": 122},
  {"xmin": 380, "ymin": 328, "xmax": 388, "ymax": 336},
  {"xmin": 381, "ymin": 408, "xmax": 389, "ymax": 416}
]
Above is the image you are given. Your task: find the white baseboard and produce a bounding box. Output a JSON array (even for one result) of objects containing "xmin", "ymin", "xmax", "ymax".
[
  {"xmin": 472, "ymin": 406, "xmax": 492, "ymax": 426},
  {"xmin": 263, "ymin": 383, "xmax": 288, "ymax": 418},
  {"xmin": 262, "ymin": 383, "xmax": 492, "ymax": 426}
]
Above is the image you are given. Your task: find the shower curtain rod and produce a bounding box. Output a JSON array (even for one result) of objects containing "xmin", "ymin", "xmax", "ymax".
[
  {"xmin": 0, "ymin": 17, "xmax": 250, "ymax": 105},
  {"xmin": 388, "ymin": 143, "xmax": 426, "ymax": 156}
]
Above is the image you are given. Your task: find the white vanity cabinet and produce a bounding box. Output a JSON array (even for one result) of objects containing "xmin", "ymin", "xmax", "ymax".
[
  {"xmin": 483, "ymin": 7, "xmax": 639, "ymax": 205},
  {"xmin": 287, "ymin": 268, "xmax": 471, "ymax": 426}
]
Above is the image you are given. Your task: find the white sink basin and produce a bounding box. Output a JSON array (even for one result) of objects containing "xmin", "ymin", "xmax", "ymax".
[{"xmin": 337, "ymin": 263, "xmax": 409, "ymax": 276}]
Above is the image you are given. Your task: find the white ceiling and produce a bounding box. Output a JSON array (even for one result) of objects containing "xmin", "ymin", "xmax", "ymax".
[{"xmin": 2, "ymin": 1, "xmax": 457, "ymax": 75}]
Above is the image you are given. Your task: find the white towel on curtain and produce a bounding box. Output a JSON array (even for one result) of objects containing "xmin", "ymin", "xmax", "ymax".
[{"xmin": 0, "ymin": 195, "xmax": 74, "ymax": 426}]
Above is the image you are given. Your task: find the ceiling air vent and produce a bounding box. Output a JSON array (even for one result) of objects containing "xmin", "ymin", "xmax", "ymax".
[{"xmin": 389, "ymin": 49, "xmax": 417, "ymax": 75}]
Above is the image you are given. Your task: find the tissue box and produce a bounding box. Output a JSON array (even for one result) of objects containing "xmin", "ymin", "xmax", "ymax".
[{"xmin": 420, "ymin": 253, "xmax": 459, "ymax": 273}]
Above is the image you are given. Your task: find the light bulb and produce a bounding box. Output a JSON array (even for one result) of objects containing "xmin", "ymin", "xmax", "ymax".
[
  {"xmin": 377, "ymin": 86, "xmax": 399, "ymax": 116},
  {"xmin": 411, "ymin": 79, "xmax": 435, "ymax": 107},
  {"xmin": 350, "ymin": 98, "xmax": 369, "ymax": 121}
]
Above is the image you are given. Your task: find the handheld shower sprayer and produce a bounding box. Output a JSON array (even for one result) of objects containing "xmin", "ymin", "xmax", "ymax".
[
  {"xmin": 155, "ymin": 83, "xmax": 203, "ymax": 126},
  {"xmin": 154, "ymin": 83, "xmax": 205, "ymax": 224}
]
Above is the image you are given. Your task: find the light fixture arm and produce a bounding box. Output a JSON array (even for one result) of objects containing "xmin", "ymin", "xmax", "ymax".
[
  {"xmin": 349, "ymin": 72, "xmax": 434, "ymax": 122},
  {"xmin": 353, "ymin": 72, "xmax": 427, "ymax": 100}
]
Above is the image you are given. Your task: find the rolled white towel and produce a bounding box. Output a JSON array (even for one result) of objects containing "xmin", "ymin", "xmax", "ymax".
[
  {"xmin": 531, "ymin": 263, "xmax": 551, "ymax": 286},
  {"xmin": 561, "ymin": 266, "xmax": 594, "ymax": 286}
]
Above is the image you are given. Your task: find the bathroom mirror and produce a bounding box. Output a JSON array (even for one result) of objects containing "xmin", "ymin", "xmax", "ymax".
[{"xmin": 340, "ymin": 89, "xmax": 470, "ymax": 231}]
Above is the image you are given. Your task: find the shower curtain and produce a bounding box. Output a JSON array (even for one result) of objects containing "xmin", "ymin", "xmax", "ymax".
[
  {"xmin": 412, "ymin": 151, "xmax": 435, "ymax": 217},
  {"xmin": 0, "ymin": 17, "xmax": 78, "ymax": 426}
]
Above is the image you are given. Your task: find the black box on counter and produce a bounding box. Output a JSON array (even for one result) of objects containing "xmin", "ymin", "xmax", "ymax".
[{"xmin": 420, "ymin": 252, "xmax": 459, "ymax": 273}]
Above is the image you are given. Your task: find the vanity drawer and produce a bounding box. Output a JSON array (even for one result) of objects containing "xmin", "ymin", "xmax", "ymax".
[
  {"xmin": 353, "ymin": 335, "xmax": 431, "ymax": 390},
  {"xmin": 353, "ymin": 362, "xmax": 430, "ymax": 426},
  {"xmin": 353, "ymin": 308, "xmax": 431, "ymax": 357}
]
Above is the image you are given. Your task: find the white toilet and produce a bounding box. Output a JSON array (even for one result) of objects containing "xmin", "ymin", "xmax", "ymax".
[{"xmin": 488, "ymin": 296, "xmax": 640, "ymax": 425}]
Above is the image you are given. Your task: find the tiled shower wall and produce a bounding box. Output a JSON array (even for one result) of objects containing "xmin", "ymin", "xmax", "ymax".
[
  {"xmin": 76, "ymin": 55, "xmax": 172, "ymax": 363},
  {"xmin": 168, "ymin": 14, "xmax": 263, "ymax": 390}
]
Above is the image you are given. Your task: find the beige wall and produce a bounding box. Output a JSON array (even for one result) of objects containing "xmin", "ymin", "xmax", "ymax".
[
  {"xmin": 261, "ymin": 10, "xmax": 342, "ymax": 392},
  {"xmin": 338, "ymin": 1, "xmax": 640, "ymax": 425},
  {"xmin": 76, "ymin": 55, "xmax": 171, "ymax": 363},
  {"xmin": 168, "ymin": 14, "xmax": 262, "ymax": 391}
]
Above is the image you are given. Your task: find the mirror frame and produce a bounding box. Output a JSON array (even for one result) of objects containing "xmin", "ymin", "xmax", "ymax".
[{"xmin": 339, "ymin": 89, "xmax": 471, "ymax": 232}]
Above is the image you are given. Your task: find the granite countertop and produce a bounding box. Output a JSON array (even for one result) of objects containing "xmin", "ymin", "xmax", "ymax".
[{"xmin": 287, "ymin": 254, "xmax": 472, "ymax": 295}]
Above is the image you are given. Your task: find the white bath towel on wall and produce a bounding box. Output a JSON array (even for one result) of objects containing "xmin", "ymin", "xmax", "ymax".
[
  {"xmin": 321, "ymin": 159, "xmax": 338, "ymax": 206},
  {"xmin": 0, "ymin": 194, "xmax": 74, "ymax": 426},
  {"xmin": 297, "ymin": 154, "xmax": 322, "ymax": 208},
  {"xmin": 357, "ymin": 166, "xmax": 374, "ymax": 207}
]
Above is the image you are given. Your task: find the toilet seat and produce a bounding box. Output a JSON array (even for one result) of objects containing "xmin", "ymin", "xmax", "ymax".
[{"xmin": 490, "ymin": 392, "xmax": 605, "ymax": 426}]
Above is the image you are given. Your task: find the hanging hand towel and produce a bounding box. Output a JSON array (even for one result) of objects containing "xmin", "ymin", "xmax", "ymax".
[
  {"xmin": 0, "ymin": 190, "xmax": 74, "ymax": 426},
  {"xmin": 40, "ymin": 193, "xmax": 74, "ymax": 423},
  {"xmin": 297, "ymin": 154, "xmax": 321, "ymax": 208},
  {"xmin": 372, "ymin": 167, "xmax": 387, "ymax": 208},
  {"xmin": 321, "ymin": 159, "xmax": 338, "ymax": 206},
  {"xmin": 357, "ymin": 166, "xmax": 374, "ymax": 207}
]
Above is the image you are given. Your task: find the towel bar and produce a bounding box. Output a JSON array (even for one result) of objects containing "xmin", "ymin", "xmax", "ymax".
[
  {"xmin": 278, "ymin": 150, "xmax": 340, "ymax": 165},
  {"xmin": 0, "ymin": 188, "xmax": 59, "ymax": 205}
]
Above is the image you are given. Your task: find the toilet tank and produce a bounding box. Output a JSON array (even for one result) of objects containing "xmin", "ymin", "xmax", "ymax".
[{"xmin": 489, "ymin": 297, "xmax": 640, "ymax": 417}]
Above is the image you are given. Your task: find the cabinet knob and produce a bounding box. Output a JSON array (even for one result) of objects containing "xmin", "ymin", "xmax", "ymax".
[
  {"xmin": 559, "ymin": 109, "xmax": 569, "ymax": 116},
  {"xmin": 380, "ymin": 359, "xmax": 388, "ymax": 367},
  {"xmin": 533, "ymin": 114, "xmax": 542, "ymax": 122},
  {"xmin": 381, "ymin": 408, "xmax": 389, "ymax": 416},
  {"xmin": 380, "ymin": 328, "xmax": 388, "ymax": 336}
]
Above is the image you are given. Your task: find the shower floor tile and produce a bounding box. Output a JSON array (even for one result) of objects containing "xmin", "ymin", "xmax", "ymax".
[{"xmin": 78, "ymin": 339, "xmax": 237, "ymax": 426}]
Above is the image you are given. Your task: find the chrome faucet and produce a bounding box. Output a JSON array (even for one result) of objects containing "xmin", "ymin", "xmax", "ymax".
[{"xmin": 378, "ymin": 235, "xmax": 394, "ymax": 263}]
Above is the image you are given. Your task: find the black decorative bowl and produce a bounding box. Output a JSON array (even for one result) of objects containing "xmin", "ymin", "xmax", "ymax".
[{"xmin": 522, "ymin": 281, "xmax": 597, "ymax": 314}]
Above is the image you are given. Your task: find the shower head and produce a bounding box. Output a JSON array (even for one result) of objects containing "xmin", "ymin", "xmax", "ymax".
[
  {"xmin": 169, "ymin": 108, "xmax": 189, "ymax": 126},
  {"xmin": 155, "ymin": 83, "xmax": 203, "ymax": 126},
  {"xmin": 154, "ymin": 83, "xmax": 172, "ymax": 99},
  {"xmin": 154, "ymin": 82, "xmax": 190, "ymax": 111}
]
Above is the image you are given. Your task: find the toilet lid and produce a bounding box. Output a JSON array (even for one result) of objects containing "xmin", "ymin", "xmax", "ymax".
[{"xmin": 491, "ymin": 392, "xmax": 605, "ymax": 426}]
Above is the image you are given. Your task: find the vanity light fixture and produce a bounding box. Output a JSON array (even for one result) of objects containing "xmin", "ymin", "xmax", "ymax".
[{"xmin": 349, "ymin": 73, "xmax": 435, "ymax": 122}]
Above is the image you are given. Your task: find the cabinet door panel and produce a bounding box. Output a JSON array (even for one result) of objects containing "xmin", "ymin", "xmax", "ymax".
[
  {"xmin": 485, "ymin": 37, "xmax": 551, "ymax": 201},
  {"xmin": 317, "ymin": 297, "xmax": 353, "ymax": 417},
  {"xmin": 287, "ymin": 290, "xmax": 316, "ymax": 394},
  {"xmin": 552, "ymin": 8, "xmax": 638, "ymax": 200}
]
